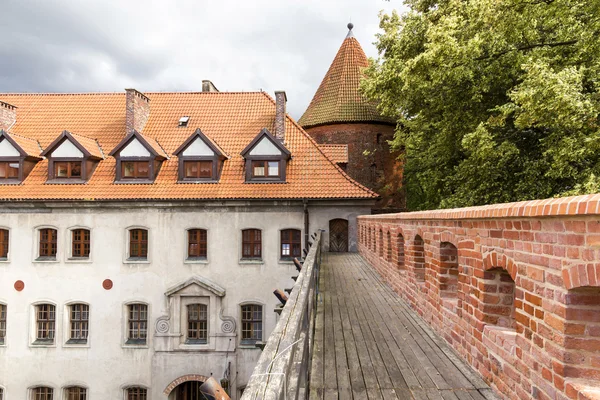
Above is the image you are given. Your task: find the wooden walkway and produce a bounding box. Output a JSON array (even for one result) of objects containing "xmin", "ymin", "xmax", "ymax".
[{"xmin": 309, "ymin": 253, "xmax": 497, "ymax": 400}]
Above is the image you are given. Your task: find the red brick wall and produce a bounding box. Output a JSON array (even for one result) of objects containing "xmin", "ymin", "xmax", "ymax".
[
  {"xmin": 0, "ymin": 101, "xmax": 17, "ymax": 131},
  {"xmin": 358, "ymin": 194, "xmax": 600, "ymax": 400},
  {"xmin": 305, "ymin": 123, "xmax": 404, "ymax": 210}
]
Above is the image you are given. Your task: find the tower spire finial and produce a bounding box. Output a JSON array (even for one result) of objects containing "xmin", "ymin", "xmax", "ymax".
[{"xmin": 346, "ymin": 22, "xmax": 354, "ymax": 38}]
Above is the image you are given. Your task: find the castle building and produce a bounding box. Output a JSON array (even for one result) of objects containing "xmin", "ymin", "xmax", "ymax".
[
  {"xmin": 0, "ymin": 85, "xmax": 375, "ymax": 399},
  {"xmin": 298, "ymin": 24, "xmax": 404, "ymax": 211}
]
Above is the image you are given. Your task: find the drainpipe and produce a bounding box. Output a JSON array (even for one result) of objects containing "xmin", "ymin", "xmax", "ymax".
[{"xmin": 303, "ymin": 199, "xmax": 309, "ymax": 256}]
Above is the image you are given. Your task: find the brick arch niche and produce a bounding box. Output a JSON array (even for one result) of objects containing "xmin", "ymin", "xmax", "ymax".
[{"xmin": 163, "ymin": 374, "xmax": 210, "ymax": 396}]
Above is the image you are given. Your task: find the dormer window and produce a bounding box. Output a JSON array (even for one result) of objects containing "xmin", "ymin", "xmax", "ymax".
[
  {"xmin": 41, "ymin": 130, "xmax": 103, "ymax": 183},
  {"xmin": 173, "ymin": 128, "xmax": 228, "ymax": 183},
  {"xmin": 109, "ymin": 130, "xmax": 167, "ymax": 183},
  {"xmin": 0, "ymin": 130, "xmax": 42, "ymax": 184},
  {"xmin": 241, "ymin": 128, "xmax": 291, "ymax": 183}
]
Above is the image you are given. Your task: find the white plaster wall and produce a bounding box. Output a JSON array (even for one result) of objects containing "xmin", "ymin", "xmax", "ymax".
[
  {"xmin": 248, "ymin": 137, "xmax": 281, "ymax": 156},
  {"xmin": 0, "ymin": 139, "xmax": 20, "ymax": 157},
  {"xmin": 120, "ymin": 138, "xmax": 150, "ymax": 157},
  {"xmin": 51, "ymin": 140, "xmax": 84, "ymax": 158},
  {"xmin": 181, "ymin": 138, "xmax": 215, "ymax": 156},
  {"xmin": 0, "ymin": 201, "xmax": 369, "ymax": 399}
]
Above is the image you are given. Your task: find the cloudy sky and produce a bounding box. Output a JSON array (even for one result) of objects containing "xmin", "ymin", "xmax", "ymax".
[{"xmin": 0, "ymin": 0, "xmax": 403, "ymax": 119}]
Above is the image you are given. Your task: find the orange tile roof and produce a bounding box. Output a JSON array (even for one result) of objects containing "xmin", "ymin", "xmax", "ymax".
[
  {"xmin": 6, "ymin": 132, "xmax": 43, "ymax": 158},
  {"xmin": 69, "ymin": 131, "xmax": 105, "ymax": 159},
  {"xmin": 0, "ymin": 91, "xmax": 376, "ymax": 201},
  {"xmin": 319, "ymin": 144, "xmax": 348, "ymax": 164},
  {"xmin": 298, "ymin": 33, "xmax": 395, "ymax": 128}
]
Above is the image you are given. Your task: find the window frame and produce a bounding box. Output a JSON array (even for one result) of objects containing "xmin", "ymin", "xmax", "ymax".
[
  {"xmin": 120, "ymin": 159, "xmax": 152, "ymax": 180},
  {"xmin": 63, "ymin": 386, "xmax": 87, "ymax": 400},
  {"xmin": 30, "ymin": 386, "xmax": 54, "ymax": 400},
  {"xmin": 70, "ymin": 228, "xmax": 91, "ymax": 259},
  {"xmin": 280, "ymin": 229, "xmax": 302, "ymax": 260},
  {"xmin": 186, "ymin": 303, "xmax": 208, "ymax": 344},
  {"xmin": 0, "ymin": 228, "xmax": 9, "ymax": 260},
  {"xmin": 0, "ymin": 303, "xmax": 6, "ymax": 346},
  {"xmin": 0, "ymin": 160, "xmax": 20, "ymax": 181},
  {"xmin": 187, "ymin": 228, "xmax": 208, "ymax": 260},
  {"xmin": 127, "ymin": 228, "xmax": 149, "ymax": 261},
  {"xmin": 34, "ymin": 303, "xmax": 56, "ymax": 345},
  {"xmin": 124, "ymin": 387, "xmax": 147, "ymax": 400},
  {"xmin": 125, "ymin": 303, "xmax": 149, "ymax": 346},
  {"xmin": 53, "ymin": 160, "xmax": 83, "ymax": 179},
  {"xmin": 240, "ymin": 128, "xmax": 291, "ymax": 183},
  {"xmin": 240, "ymin": 303, "xmax": 264, "ymax": 345},
  {"xmin": 37, "ymin": 228, "xmax": 58, "ymax": 261},
  {"xmin": 241, "ymin": 229, "xmax": 262, "ymax": 260},
  {"xmin": 67, "ymin": 303, "xmax": 90, "ymax": 345}
]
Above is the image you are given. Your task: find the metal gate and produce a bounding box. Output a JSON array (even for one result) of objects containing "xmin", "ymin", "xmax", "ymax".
[{"xmin": 329, "ymin": 219, "xmax": 348, "ymax": 252}]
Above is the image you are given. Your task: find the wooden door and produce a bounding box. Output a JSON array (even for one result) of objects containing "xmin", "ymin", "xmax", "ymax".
[
  {"xmin": 329, "ymin": 219, "xmax": 348, "ymax": 252},
  {"xmin": 176, "ymin": 381, "xmax": 202, "ymax": 400}
]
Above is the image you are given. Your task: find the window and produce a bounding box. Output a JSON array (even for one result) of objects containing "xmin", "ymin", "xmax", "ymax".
[
  {"xmin": 126, "ymin": 387, "xmax": 147, "ymax": 400},
  {"xmin": 39, "ymin": 228, "xmax": 58, "ymax": 259},
  {"xmin": 0, "ymin": 387, "xmax": 3, "ymax": 400},
  {"xmin": 65, "ymin": 387, "xmax": 87, "ymax": 400},
  {"xmin": 0, "ymin": 161, "xmax": 19, "ymax": 179},
  {"xmin": 0, "ymin": 229, "xmax": 8, "ymax": 259},
  {"xmin": 187, "ymin": 229, "xmax": 207, "ymax": 259},
  {"xmin": 68, "ymin": 304, "xmax": 89, "ymax": 344},
  {"xmin": 241, "ymin": 304, "xmax": 263, "ymax": 344},
  {"xmin": 129, "ymin": 229, "xmax": 148, "ymax": 259},
  {"xmin": 0, "ymin": 304, "xmax": 6, "ymax": 345},
  {"xmin": 35, "ymin": 304, "xmax": 56, "ymax": 343},
  {"xmin": 242, "ymin": 229, "xmax": 261, "ymax": 259},
  {"xmin": 251, "ymin": 160, "xmax": 280, "ymax": 177},
  {"xmin": 281, "ymin": 229, "xmax": 301, "ymax": 259},
  {"xmin": 241, "ymin": 128, "xmax": 291, "ymax": 183},
  {"xmin": 127, "ymin": 304, "xmax": 148, "ymax": 345},
  {"xmin": 31, "ymin": 387, "xmax": 53, "ymax": 400},
  {"xmin": 187, "ymin": 304, "xmax": 208, "ymax": 344},
  {"xmin": 71, "ymin": 229, "xmax": 90, "ymax": 258},
  {"xmin": 184, "ymin": 160, "xmax": 213, "ymax": 179},
  {"xmin": 54, "ymin": 161, "xmax": 81, "ymax": 179},
  {"xmin": 122, "ymin": 161, "xmax": 150, "ymax": 179}
]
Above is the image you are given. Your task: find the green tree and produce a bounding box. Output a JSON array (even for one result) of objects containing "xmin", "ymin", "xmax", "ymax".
[{"xmin": 362, "ymin": 0, "xmax": 600, "ymax": 210}]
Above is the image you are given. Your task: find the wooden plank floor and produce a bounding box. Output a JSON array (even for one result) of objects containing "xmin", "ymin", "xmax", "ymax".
[{"xmin": 309, "ymin": 253, "xmax": 498, "ymax": 400}]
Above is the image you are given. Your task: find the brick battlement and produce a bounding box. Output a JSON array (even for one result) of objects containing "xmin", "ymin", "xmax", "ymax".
[{"xmin": 358, "ymin": 194, "xmax": 600, "ymax": 400}]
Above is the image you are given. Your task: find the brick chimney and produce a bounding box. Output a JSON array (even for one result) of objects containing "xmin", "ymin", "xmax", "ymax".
[
  {"xmin": 274, "ymin": 91, "xmax": 287, "ymax": 142},
  {"xmin": 0, "ymin": 101, "xmax": 17, "ymax": 131},
  {"xmin": 202, "ymin": 80, "xmax": 219, "ymax": 92},
  {"xmin": 125, "ymin": 89, "xmax": 150, "ymax": 133}
]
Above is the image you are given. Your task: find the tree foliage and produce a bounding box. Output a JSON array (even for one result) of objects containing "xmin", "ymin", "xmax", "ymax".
[{"xmin": 362, "ymin": 0, "xmax": 600, "ymax": 210}]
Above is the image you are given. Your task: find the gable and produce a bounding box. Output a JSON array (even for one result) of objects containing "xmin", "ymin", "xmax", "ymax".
[
  {"xmin": 182, "ymin": 137, "xmax": 215, "ymax": 157},
  {"xmin": 120, "ymin": 138, "xmax": 151, "ymax": 157},
  {"xmin": 51, "ymin": 139, "xmax": 84, "ymax": 158},
  {"xmin": 165, "ymin": 276, "xmax": 226, "ymax": 297},
  {"xmin": 248, "ymin": 136, "xmax": 283, "ymax": 156},
  {"xmin": 0, "ymin": 138, "xmax": 20, "ymax": 157}
]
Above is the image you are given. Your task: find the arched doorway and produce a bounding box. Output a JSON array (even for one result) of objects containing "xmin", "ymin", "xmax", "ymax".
[
  {"xmin": 164, "ymin": 375, "xmax": 210, "ymax": 400},
  {"xmin": 329, "ymin": 219, "xmax": 348, "ymax": 252}
]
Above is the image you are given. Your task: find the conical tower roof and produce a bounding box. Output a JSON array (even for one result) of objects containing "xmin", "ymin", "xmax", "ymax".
[{"xmin": 298, "ymin": 24, "xmax": 394, "ymax": 128}]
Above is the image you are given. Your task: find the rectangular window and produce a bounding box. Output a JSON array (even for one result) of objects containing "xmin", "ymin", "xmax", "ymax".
[
  {"xmin": 32, "ymin": 387, "xmax": 53, "ymax": 400},
  {"xmin": 122, "ymin": 161, "xmax": 150, "ymax": 179},
  {"xmin": 184, "ymin": 160, "xmax": 213, "ymax": 179},
  {"xmin": 69, "ymin": 304, "xmax": 89, "ymax": 344},
  {"xmin": 242, "ymin": 229, "xmax": 261, "ymax": 259},
  {"xmin": 36, "ymin": 304, "xmax": 55, "ymax": 343},
  {"xmin": 187, "ymin": 304, "xmax": 208, "ymax": 343},
  {"xmin": 65, "ymin": 387, "xmax": 87, "ymax": 400},
  {"xmin": 54, "ymin": 161, "xmax": 82, "ymax": 178},
  {"xmin": 0, "ymin": 161, "xmax": 19, "ymax": 179},
  {"xmin": 39, "ymin": 228, "xmax": 58, "ymax": 258},
  {"xmin": 251, "ymin": 160, "xmax": 280, "ymax": 178},
  {"xmin": 0, "ymin": 304, "xmax": 6, "ymax": 345},
  {"xmin": 241, "ymin": 304, "xmax": 263, "ymax": 343},
  {"xmin": 281, "ymin": 229, "xmax": 302, "ymax": 258},
  {"xmin": 127, "ymin": 304, "xmax": 148, "ymax": 344},
  {"xmin": 126, "ymin": 388, "xmax": 147, "ymax": 400},
  {"xmin": 0, "ymin": 229, "xmax": 8, "ymax": 259},
  {"xmin": 71, "ymin": 229, "xmax": 90, "ymax": 258},
  {"xmin": 188, "ymin": 229, "xmax": 207, "ymax": 259},
  {"xmin": 129, "ymin": 229, "xmax": 148, "ymax": 259}
]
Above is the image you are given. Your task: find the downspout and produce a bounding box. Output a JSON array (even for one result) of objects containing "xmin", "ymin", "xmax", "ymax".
[{"xmin": 303, "ymin": 199, "xmax": 309, "ymax": 256}]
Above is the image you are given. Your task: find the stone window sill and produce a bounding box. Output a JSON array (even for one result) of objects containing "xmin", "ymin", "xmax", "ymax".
[
  {"xmin": 124, "ymin": 258, "xmax": 150, "ymax": 264},
  {"xmin": 66, "ymin": 257, "xmax": 92, "ymax": 264},
  {"xmin": 185, "ymin": 257, "xmax": 208, "ymax": 265},
  {"xmin": 34, "ymin": 257, "xmax": 58, "ymax": 263},
  {"xmin": 239, "ymin": 259, "xmax": 264, "ymax": 265}
]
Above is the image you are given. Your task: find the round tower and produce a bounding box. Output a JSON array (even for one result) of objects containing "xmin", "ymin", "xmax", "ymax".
[{"xmin": 298, "ymin": 24, "xmax": 404, "ymax": 210}]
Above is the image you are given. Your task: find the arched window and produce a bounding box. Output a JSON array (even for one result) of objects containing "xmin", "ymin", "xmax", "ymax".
[
  {"xmin": 187, "ymin": 304, "xmax": 208, "ymax": 344},
  {"xmin": 126, "ymin": 303, "xmax": 148, "ymax": 345},
  {"xmin": 71, "ymin": 228, "xmax": 91, "ymax": 258},
  {"xmin": 241, "ymin": 304, "xmax": 263, "ymax": 344},
  {"xmin": 128, "ymin": 229, "xmax": 148, "ymax": 260},
  {"xmin": 34, "ymin": 303, "xmax": 56, "ymax": 344},
  {"xmin": 39, "ymin": 228, "xmax": 58, "ymax": 259},
  {"xmin": 439, "ymin": 242, "xmax": 458, "ymax": 298},
  {"xmin": 397, "ymin": 234, "xmax": 405, "ymax": 270},
  {"xmin": 188, "ymin": 229, "xmax": 207, "ymax": 259},
  {"xmin": 242, "ymin": 229, "xmax": 262, "ymax": 259},
  {"xmin": 0, "ymin": 229, "xmax": 8, "ymax": 259},
  {"xmin": 31, "ymin": 386, "xmax": 53, "ymax": 400},
  {"xmin": 68, "ymin": 303, "xmax": 89, "ymax": 344},
  {"xmin": 482, "ymin": 268, "xmax": 516, "ymax": 329},
  {"xmin": 413, "ymin": 235, "xmax": 425, "ymax": 281},
  {"xmin": 126, "ymin": 387, "xmax": 147, "ymax": 400},
  {"xmin": 64, "ymin": 386, "xmax": 87, "ymax": 400},
  {"xmin": 281, "ymin": 229, "xmax": 301, "ymax": 259}
]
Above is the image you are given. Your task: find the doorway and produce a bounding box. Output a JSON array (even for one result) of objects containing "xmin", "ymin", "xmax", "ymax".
[
  {"xmin": 175, "ymin": 381, "xmax": 203, "ymax": 400},
  {"xmin": 329, "ymin": 218, "xmax": 349, "ymax": 252}
]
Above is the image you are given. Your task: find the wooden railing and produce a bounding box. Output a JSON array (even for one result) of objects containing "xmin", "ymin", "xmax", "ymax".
[{"xmin": 241, "ymin": 231, "xmax": 322, "ymax": 400}]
